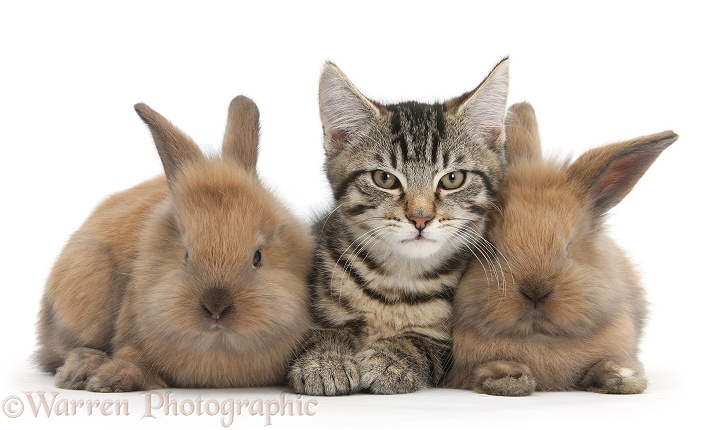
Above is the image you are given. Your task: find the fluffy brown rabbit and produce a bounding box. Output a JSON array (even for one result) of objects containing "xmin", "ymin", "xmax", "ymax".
[
  {"xmin": 444, "ymin": 102, "xmax": 677, "ymax": 396},
  {"xmin": 36, "ymin": 96, "xmax": 314, "ymax": 392}
]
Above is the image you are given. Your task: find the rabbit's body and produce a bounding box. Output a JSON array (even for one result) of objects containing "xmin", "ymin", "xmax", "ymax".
[
  {"xmin": 445, "ymin": 102, "xmax": 675, "ymax": 396},
  {"xmin": 37, "ymin": 97, "xmax": 313, "ymax": 391}
]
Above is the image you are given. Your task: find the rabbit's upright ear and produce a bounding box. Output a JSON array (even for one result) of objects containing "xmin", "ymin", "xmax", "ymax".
[
  {"xmin": 135, "ymin": 103, "xmax": 204, "ymax": 187},
  {"xmin": 505, "ymin": 102, "xmax": 542, "ymax": 164},
  {"xmin": 222, "ymin": 95, "xmax": 260, "ymax": 173},
  {"xmin": 567, "ymin": 130, "xmax": 678, "ymax": 216}
]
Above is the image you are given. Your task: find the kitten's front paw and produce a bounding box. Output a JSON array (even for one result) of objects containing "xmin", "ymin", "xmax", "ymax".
[
  {"xmin": 288, "ymin": 348, "xmax": 360, "ymax": 396},
  {"xmin": 85, "ymin": 359, "xmax": 166, "ymax": 393},
  {"xmin": 474, "ymin": 361, "xmax": 536, "ymax": 396},
  {"xmin": 356, "ymin": 344, "xmax": 428, "ymax": 394},
  {"xmin": 55, "ymin": 347, "xmax": 110, "ymax": 390},
  {"xmin": 582, "ymin": 360, "xmax": 647, "ymax": 394}
]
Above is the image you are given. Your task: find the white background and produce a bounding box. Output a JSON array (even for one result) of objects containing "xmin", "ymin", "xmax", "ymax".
[{"xmin": 1, "ymin": 1, "xmax": 711, "ymax": 429}]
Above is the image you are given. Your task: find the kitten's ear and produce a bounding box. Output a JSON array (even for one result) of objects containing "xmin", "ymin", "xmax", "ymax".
[
  {"xmin": 319, "ymin": 62, "xmax": 382, "ymax": 154},
  {"xmin": 505, "ymin": 102, "xmax": 542, "ymax": 163},
  {"xmin": 567, "ymin": 130, "xmax": 678, "ymax": 216},
  {"xmin": 448, "ymin": 57, "xmax": 510, "ymax": 154},
  {"xmin": 134, "ymin": 103, "xmax": 204, "ymax": 188}
]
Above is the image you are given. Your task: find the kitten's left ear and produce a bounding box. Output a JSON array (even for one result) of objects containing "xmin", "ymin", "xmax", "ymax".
[
  {"xmin": 319, "ymin": 62, "xmax": 382, "ymax": 155},
  {"xmin": 448, "ymin": 57, "xmax": 510, "ymax": 154}
]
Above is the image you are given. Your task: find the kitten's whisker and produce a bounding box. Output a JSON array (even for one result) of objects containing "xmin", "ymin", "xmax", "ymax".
[
  {"xmin": 460, "ymin": 226, "xmax": 514, "ymax": 294},
  {"xmin": 489, "ymin": 202, "xmax": 503, "ymax": 216},
  {"xmin": 336, "ymin": 229, "xmax": 388, "ymax": 302},
  {"xmin": 464, "ymin": 234, "xmax": 502, "ymax": 292},
  {"xmin": 452, "ymin": 233, "xmax": 492, "ymax": 287},
  {"xmin": 331, "ymin": 226, "xmax": 387, "ymax": 299},
  {"xmin": 455, "ymin": 225, "xmax": 505, "ymax": 292},
  {"xmin": 317, "ymin": 203, "xmax": 344, "ymax": 239}
]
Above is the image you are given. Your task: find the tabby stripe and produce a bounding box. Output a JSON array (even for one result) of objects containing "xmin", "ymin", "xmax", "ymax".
[
  {"xmin": 389, "ymin": 149, "xmax": 398, "ymax": 169},
  {"xmin": 355, "ymin": 244, "xmax": 384, "ymax": 274},
  {"xmin": 357, "ymin": 282, "xmax": 456, "ymax": 306},
  {"xmin": 430, "ymin": 131, "xmax": 439, "ymax": 164},
  {"xmin": 344, "ymin": 203, "xmax": 376, "ymax": 217},
  {"xmin": 342, "ymin": 318, "xmax": 366, "ymax": 337},
  {"xmin": 422, "ymin": 257, "xmax": 466, "ymax": 280},
  {"xmin": 441, "ymin": 148, "xmax": 450, "ymax": 169},
  {"xmin": 467, "ymin": 170, "xmax": 495, "ymax": 196},
  {"xmin": 334, "ymin": 170, "xmax": 367, "ymax": 201},
  {"xmin": 435, "ymin": 104, "xmax": 446, "ymax": 136},
  {"xmin": 327, "ymin": 243, "xmax": 372, "ymax": 292},
  {"xmin": 400, "ymin": 331, "xmax": 451, "ymax": 348},
  {"xmin": 466, "ymin": 203, "xmax": 489, "ymax": 216},
  {"xmin": 394, "ymin": 134, "xmax": 408, "ymax": 163},
  {"xmin": 311, "ymin": 246, "xmax": 361, "ymax": 316},
  {"xmin": 390, "ymin": 113, "xmax": 409, "ymax": 162}
]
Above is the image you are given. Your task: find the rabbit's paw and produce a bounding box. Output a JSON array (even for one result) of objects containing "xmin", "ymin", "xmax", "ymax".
[
  {"xmin": 474, "ymin": 361, "xmax": 536, "ymax": 396},
  {"xmin": 55, "ymin": 347, "xmax": 110, "ymax": 390},
  {"xmin": 86, "ymin": 359, "xmax": 165, "ymax": 392},
  {"xmin": 582, "ymin": 360, "xmax": 647, "ymax": 394}
]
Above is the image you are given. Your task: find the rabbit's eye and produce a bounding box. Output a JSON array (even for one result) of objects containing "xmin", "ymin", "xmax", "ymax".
[{"xmin": 252, "ymin": 250, "xmax": 262, "ymax": 268}]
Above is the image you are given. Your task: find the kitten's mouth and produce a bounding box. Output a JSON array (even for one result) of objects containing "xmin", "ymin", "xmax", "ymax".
[{"xmin": 401, "ymin": 236, "xmax": 436, "ymax": 243}]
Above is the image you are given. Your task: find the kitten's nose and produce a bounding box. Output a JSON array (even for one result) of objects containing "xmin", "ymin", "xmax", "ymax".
[{"xmin": 409, "ymin": 215, "xmax": 433, "ymax": 231}]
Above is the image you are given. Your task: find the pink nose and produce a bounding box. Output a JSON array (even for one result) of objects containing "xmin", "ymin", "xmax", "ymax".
[{"xmin": 409, "ymin": 216, "xmax": 433, "ymax": 231}]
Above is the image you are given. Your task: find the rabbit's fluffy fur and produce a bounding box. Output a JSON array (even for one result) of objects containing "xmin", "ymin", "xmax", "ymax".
[
  {"xmin": 36, "ymin": 96, "xmax": 314, "ymax": 391},
  {"xmin": 445, "ymin": 102, "xmax": 677, "ymax": 396}
]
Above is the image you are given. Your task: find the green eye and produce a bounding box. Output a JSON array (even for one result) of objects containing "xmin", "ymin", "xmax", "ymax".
[
  {"xmin": 372, "ymin": 170, "xmax": 400, "ymax": 189},
  {"xmin": 440, "ymin": 171, "xmax": 466, "ymax": 190}
]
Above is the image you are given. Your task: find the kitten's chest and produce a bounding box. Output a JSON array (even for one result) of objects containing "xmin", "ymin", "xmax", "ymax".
[{"xmin": 350, "ymin": 267, "xmax": 463, "ymax": 341}]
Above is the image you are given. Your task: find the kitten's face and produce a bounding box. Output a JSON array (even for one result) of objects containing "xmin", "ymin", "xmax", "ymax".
[
  {"xmin": 326, "ymin": 102, "xmax": 504, "ymax": 260},
  {"xmin": 319, "ymin": 60, "xmax": 510, "ymax": 262}
]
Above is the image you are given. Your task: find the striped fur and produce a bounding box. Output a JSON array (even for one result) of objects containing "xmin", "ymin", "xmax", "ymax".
[{"xmin": 288, "ymin": 59, "xmax": 510, "ymax": 395}]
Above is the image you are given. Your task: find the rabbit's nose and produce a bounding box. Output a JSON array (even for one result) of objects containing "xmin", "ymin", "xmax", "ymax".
[
  {"xmin": 519, "ymin": 280, "xmax": 552, "ymax": 308},
  {"xmin": 200, "ymin": 287, "xmax": 233, "ymax": 320}
]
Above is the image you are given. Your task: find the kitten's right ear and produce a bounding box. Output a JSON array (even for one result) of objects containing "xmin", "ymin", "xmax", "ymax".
[
  {"xmin": 505, "ymin": 102, "xmax": 542, "ymax": 163},
  {"xmin": 134, "ymin": 103, "xmax": 204, "ymax": 187},
  {"xmin": 319, "ymin": 62, "xmax": 382, "ymax": 154},
  {"xmin": 449, "ymin": 57, "xmax": 510, "ymax": 155}
]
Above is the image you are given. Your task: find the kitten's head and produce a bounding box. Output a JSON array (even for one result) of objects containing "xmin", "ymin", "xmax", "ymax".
[{"xmin": 319, "ymin": 58, "xmax": 509, "ymax": 261}]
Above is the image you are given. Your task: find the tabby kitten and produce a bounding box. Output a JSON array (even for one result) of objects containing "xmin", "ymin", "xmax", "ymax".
[{"xmin": 288, "ymin": 58, "xmax": 510, "ymax": 395}]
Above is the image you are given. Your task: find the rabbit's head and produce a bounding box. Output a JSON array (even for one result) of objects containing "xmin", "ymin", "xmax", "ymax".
[{"xmin": 132, "ymin": 97, "xmax": 313, "ymax": 354}]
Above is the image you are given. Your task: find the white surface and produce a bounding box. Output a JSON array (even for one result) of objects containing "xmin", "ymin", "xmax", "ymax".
[{"xmin": 1, "ymin": 1, "xmax": 710, "ymax": 429}]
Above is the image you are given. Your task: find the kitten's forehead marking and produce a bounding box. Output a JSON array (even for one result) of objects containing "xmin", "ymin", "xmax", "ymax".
[{"xmin": 387, "ymin": 102, "xmax": 447, "ymax": 165}]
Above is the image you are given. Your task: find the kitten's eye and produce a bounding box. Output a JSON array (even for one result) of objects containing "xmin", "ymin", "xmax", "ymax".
[
  {"xmin": 184, "ymin": 251, "xmax": 189, "ymax": 265},
  {"xmin": 252, "ymin": 250, "xmax": 262, "ymax": 268},
  {"xmin": 439, "ymin": 171, "xmax": 466, "ymax": 190},
  {"xmin": 372, "ymin": 170, "xmax": 400, "ymax": 189}
]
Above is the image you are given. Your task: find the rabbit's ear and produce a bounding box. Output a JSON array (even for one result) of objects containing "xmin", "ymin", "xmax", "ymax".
[
  {"xmin": 134, "ymin": 103, "xmax": 204, "ymax": 187},
  {"xmin": 505, "ymin": 102, "xmax": 541, "ymax": 163},
  {"xmin": 222, "ymin": 95, "xmax": 260, "ymax": 173},
  {"xmin": 567, "ymin": 130, "xmax": 678, "ymax": 216}
]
